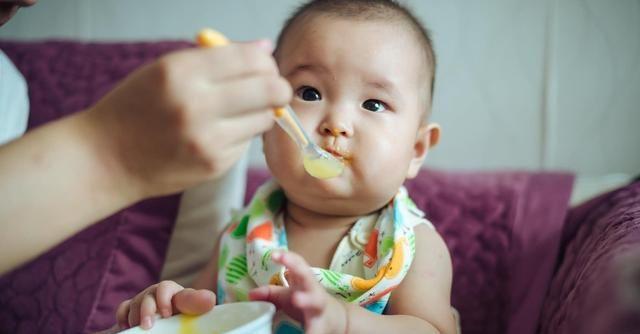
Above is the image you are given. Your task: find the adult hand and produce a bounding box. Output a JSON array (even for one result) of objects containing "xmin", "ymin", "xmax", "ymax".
[
  {"xmin": 0, "ymin": 40, "xmax": 290, "ymax": 275},
  {"xmin": 87, "ymin": 40, "xmax": 291, "ymax": 199}
]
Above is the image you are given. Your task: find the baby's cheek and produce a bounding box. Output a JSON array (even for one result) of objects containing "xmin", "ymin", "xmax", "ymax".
[
  {"xmin": 264, "ymin": 129, "xmax": 295, "ymax": 156},
  {"xmin": 264, "ymin": 132, "xmax": 303, "ymax": 175},
  {"xmin": 362, "ymin": 140, "xmax": 396, "ymax": 166},
  {"xmin": 357, "ymin": 141, "xmax": 411, "ymax": 186}
]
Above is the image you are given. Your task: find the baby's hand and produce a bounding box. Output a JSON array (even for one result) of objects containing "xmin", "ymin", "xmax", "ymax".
[
  {"xmin": 248, "ymin": 251, "xmax": 347, "ymax": 334},
  {"xmin": 115, "ymin": 280, "xmax": 215, "ymax": 330}
]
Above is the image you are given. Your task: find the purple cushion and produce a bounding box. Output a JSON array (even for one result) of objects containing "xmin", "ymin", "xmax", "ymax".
[
  {"xmin": 246, "ymin": 168, "xmax": 574, "ymax": 334},
  {"xmin": 539, "ymin": 181, "xmax": 640, "ymax": 333},
  {"xmin": 0, "ymin": 40, "xmax": 189, "ymax": 333}
]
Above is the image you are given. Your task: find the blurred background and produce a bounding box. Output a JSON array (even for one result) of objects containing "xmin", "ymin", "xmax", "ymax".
[{"xmin": 1, "ymin": 0, "xmax": 638, "ymax": 202}]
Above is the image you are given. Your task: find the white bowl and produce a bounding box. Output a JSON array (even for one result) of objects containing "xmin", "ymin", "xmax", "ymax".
[{"xmin": 118, "ymin": 301, "xmax": 275, "ymax": 334}]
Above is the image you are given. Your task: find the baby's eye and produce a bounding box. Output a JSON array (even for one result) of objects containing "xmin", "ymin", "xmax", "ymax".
[
  {"xmin": 362, "ymin": 99, "xmax": 387, "ymax": 112},
  {"xmin": 296, "ymin": 86, "xmax": 322, "ymax": 101}
]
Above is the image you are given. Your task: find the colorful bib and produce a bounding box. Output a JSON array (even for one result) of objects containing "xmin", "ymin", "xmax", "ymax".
[{"xmin": 217, "ymin": 180, "xmax": 430, "ymax": 328}]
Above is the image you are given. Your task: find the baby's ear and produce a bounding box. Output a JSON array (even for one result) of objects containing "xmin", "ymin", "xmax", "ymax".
[{"xmin": 406, "ymin": 123, "xmax": 440, "ymax": 179}]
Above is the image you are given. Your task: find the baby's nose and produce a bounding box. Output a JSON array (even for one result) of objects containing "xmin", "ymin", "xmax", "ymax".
[{"xmin": 321, "ymin": 123, "xmax": 353, "ymax": 137}]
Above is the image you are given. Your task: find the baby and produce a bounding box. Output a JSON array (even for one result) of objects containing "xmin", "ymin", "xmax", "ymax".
[{"xmin": 116, "ymin": 0, "xmax": 457, "ymax": 333}]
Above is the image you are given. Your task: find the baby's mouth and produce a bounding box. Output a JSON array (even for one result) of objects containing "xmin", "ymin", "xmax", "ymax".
[{"xmin": 323, "ymin": 146, "xmax": 351, "ymax": 162}]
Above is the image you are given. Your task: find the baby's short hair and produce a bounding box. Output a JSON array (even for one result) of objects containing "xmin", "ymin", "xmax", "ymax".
[{"xmin": 275, "ymin": 0, "xmax": 437, "ymax": 106}]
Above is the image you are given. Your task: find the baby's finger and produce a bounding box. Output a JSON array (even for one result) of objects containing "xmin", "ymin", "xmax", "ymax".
[
  {"xmin": 115, "ymin": 299, "xmax": 132, "ymax": 329},
  {"xmin": 292, "ymin": 290, "xmax": 326, "ymax": 314},
  {"xmin": 126, "ymin": 283, "xmax": 158, "ymax": 324},
  {"xmin": 154, "ymin": 280, "xmax": 184, "ymax": 318},
  {"xmin": 128, "ymin": 289, "xmax": 150, "ymax": 327},
  {"xmin": 249, "ymin": 285, "xmax": 292, "ymax": 309},
  {"xmin": 127, "ymin": 295, "xmax": 143, "ymax": 327},
  {"xmin": 273, "ymin": 251, "xmax": 318, "ymax": 292},
  {"xmin": 172, "ymin": 288, "xmax": 216, "ymax": 316},
  {"xmin": 139, "ymin": 293, "xmax": 157, "ymax": 329}
]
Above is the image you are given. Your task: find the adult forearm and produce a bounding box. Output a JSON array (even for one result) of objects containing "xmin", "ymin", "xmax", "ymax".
[
  {"xmin": 0, "ymin": 41, "xmax": 291, "ymax": 276},
  {"xmin": 0, "ymin": 110, "xmax": 142, "ymax": 275},
  {"xmin": 341, "ymin": 302, "xmax": 442, "ymax": 334}
]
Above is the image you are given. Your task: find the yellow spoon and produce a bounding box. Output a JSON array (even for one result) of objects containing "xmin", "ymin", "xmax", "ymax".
[{"xmin": 196, "ymin": 28, "xmax": 344, "ymax": 179}]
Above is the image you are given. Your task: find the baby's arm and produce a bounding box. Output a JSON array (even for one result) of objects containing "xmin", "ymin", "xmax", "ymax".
[
  {"xmin": 251, "ymin": 224, "xmax": 456, "ymax": 334},
  {"xmin": 346, "ymin": 223, "xmax": 457, "ymax": 333}
]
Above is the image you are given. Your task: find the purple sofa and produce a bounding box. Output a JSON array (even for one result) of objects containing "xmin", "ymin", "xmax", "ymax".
[{"xmin": 1, "ymin": 40, "xmax": 638, "ymax": 334}]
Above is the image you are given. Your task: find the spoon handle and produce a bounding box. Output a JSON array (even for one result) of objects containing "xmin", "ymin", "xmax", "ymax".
[{"xmin": 273, "ymin": 106, "xmax": 312, "ymax": 149}]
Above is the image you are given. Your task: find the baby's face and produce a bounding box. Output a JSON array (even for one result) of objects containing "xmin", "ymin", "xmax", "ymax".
[{"xmin": 264, "ymin": 15, "xmax": 431, "ymax": 215}]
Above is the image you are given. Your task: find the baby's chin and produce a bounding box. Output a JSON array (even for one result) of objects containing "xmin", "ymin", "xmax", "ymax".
[
  {"xmin": 283, "ymin": 173, "xmax": 354, "ymax": 199},
  {"xmin": 289, "ymin": 193, "xmax": 382, "ymax": 217},
  {"xmin": 272, "ymin": 161, "xmax": 398, "ymax": 211},
  {"xmin": 283, "ymin": 180, "xmax": 397, "ymax": 217}
]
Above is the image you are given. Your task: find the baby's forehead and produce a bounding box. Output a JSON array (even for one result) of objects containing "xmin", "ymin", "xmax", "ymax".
[
  {"xmin": 275, "ymin": 3, "xmax": 435, "ymax": 109},
  {"xmin": 278, "ymin": 15, "xmax": 432, "ymax": 72},
  {"xmin": 276, "ymin": 14, "xmax": 433, "ymax": 105}
]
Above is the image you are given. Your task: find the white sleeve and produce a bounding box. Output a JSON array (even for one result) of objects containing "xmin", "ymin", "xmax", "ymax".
[
  {"xmin": 160, "ymin": 155, "xmax": 248, "ymax": 286},
  {"xmin": 0, "ymin": 50, "xmax": 29, "ymax": 145}
]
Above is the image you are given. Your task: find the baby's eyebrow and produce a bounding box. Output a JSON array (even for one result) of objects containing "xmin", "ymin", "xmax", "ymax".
[
  {"xmin": 285, "ymin": 63, "xmax": 329, "ymax": 77},
  {"xmin": 366, "ymin": 78, "xmax": 399, "ymax": 100}
]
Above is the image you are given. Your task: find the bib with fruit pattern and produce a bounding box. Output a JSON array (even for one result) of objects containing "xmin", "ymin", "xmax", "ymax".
[{"xmin": 217, "ymin": 180, "xmax": 430, "ymax": 331}]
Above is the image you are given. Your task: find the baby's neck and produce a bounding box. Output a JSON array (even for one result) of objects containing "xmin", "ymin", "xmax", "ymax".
[
  {"xmin": 284, "ymin": 201, "xmax": 359, "ymax": 232},
  {"xmin": 283, "ymin": 201, "xmax": 361, "ymax": 268}
]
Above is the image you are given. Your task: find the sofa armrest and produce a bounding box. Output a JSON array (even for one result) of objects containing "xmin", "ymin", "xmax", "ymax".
[{"xmin": 540, "ymin": 181, "xmax": 640, "ymax": 333}]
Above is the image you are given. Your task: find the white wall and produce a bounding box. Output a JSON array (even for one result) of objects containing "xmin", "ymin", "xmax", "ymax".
[{"xmin": 1, "ymin": 0, "xmax": 638, "ymax": 176}]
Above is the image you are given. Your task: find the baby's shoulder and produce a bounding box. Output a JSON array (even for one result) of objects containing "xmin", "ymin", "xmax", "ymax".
[{"xmin": 412, "ymin": 223, "xmax": 451, "ymax": 262}]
